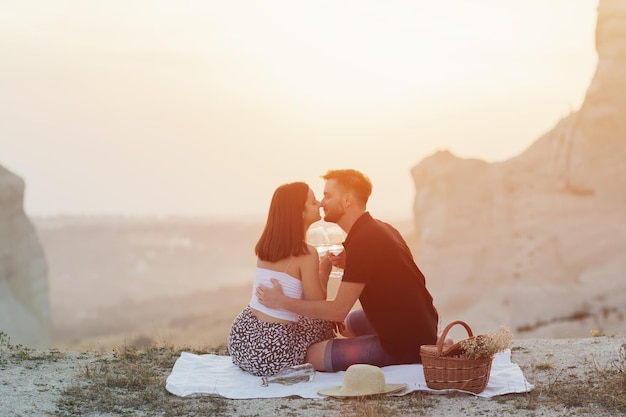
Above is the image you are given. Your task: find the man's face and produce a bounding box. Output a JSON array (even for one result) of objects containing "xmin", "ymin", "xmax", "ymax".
[{"xmin": 321, "ymin": 179, "xmax": 346, "ymax": 223}]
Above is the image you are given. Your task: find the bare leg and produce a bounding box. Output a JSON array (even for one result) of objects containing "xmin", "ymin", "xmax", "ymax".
[{"xmin": 304, "ymin": 340, "xmax": 330, "ymax": 371}]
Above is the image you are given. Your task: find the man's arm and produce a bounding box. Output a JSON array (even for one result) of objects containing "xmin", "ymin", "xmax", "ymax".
[{"xmin": 257, "ymin": 279, "xmax": 364, "ymax": 323}]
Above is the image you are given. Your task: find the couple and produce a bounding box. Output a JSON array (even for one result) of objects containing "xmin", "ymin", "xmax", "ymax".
[{"xmin": 228, "ymin": 169, "xmax": 440, "ymax": 377}]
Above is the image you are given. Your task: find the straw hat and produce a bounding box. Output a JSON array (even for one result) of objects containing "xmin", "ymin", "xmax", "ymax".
[{"xmin": 318, "ymin": 364, "xmax": 407, "ymax": 397}]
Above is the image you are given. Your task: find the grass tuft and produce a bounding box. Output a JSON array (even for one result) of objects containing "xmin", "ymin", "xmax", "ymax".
[
  {"xmin": 57, "ymin": 341, "xmax": 231, "ymax": 416},
  {"xmin": 513, "ymin": 342, "xmax": 626, "ymax": 414}
]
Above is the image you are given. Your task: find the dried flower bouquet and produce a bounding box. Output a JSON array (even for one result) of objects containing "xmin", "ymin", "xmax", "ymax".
[{"xmin": 458, "ymin": 325, "xmax": 514, "ymax": 360}]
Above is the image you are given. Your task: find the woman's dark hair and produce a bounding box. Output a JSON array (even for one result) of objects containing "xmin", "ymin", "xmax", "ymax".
[{"xmin": 255, "ymin": 182, "xmax": 310, "ymax": 262}]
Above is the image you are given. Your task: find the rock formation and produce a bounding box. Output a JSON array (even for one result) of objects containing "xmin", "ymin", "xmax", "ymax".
[
  {"xmin": 411, "ymin": 0, "xmax": 626, "ymax": 338},
  {"xmin": 0, "ymin": 164, "xmax": 51, "ymax": 348}
]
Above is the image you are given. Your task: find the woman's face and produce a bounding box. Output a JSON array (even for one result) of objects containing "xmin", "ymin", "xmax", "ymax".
[{"xmin": 302, "ymin": 188, "xmax": 322, "ymax": 227}]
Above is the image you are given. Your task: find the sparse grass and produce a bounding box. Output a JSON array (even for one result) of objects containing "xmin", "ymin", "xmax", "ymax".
[
  {"xmin": 337, "ymin": 392, "xmax": 435, "ymax": 417},
  {"xmin": 540, "ymin": 342, "xmax": 626, "ymax": 413},
  {"xmin": 0, "ymin": 331, "xmax": 67, "ymax": 366},
  {"xmin": 499, "ymin": 342, "xmax": 626, "ymax": 415},
  {"xmin": 4, "ymin": 332, "xmax": 626, "ymax": 416},
  {"xmin": 57, "ymin": 341, "xmax": 232, "ymax": 416}
]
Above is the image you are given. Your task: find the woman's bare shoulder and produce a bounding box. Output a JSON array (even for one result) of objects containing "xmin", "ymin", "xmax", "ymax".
[{"xmin": 305, "ymin": 243, "xmax": 319, "ymax": 257}]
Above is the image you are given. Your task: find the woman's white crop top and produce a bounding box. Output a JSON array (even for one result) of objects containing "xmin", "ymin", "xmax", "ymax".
[{"xmin": 248, "ymin": 267, "xmax": 302, "ymax": 322}]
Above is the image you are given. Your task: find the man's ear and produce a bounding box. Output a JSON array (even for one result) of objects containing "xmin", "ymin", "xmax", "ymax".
[{"xmin": 343, "ymin": 192, "xmax": 354, "ymax": 207}]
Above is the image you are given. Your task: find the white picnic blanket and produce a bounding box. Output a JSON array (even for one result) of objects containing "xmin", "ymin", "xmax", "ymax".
[{"xmin": 165, "ymin": 349, "xmax": 533, "ymax": 399}]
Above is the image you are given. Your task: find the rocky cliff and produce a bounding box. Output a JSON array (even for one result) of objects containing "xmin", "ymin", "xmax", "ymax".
[
  {"xmin": 0, "ymin": 165, "xmax": 51, "ymax": 347},
  {"xmin": 411, "ymin": 0, "xmax": 626, "ymax": 338}
]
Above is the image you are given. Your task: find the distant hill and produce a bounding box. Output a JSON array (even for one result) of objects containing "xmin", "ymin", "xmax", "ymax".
[
  {"xmin": 410, "ymin": 0, "xmax": 626, "ymax": 340},
  {"xmin": 33, "ymin": 216, "xmax": 261, "ymax": 349}
]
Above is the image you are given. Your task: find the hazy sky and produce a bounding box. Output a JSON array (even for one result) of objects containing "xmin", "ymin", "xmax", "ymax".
[{"xmin": 1, "ymin": 0, "xmax": 598, "ymax": 221}]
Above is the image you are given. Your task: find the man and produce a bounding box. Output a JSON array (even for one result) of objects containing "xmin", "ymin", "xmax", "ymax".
[{"xmin": 257, "ymin": 169, "xmax": 439, "ymax": 372}]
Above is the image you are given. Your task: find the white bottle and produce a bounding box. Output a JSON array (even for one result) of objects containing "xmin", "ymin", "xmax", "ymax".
[{"xmin": 261, "ymin": 363, "xmax": 316, "ymax": 387}]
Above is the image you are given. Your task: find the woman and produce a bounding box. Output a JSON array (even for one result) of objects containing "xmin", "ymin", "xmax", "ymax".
[{"xmin": 228, "ymin": 182, "xmax": 336, "ymax": 377}]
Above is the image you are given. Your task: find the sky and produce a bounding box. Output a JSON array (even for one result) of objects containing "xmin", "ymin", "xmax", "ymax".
[{"xmin": 0, "ymin": 0, "xmax": 599, "ymax": 221}]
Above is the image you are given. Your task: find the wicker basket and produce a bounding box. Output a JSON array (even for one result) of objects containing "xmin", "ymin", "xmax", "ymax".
[{"xmin": 420, "ymin": 320, "xmax": 493, "ymax": 394}]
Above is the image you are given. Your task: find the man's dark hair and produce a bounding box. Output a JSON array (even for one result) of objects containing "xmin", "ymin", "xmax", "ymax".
[{"xmin": 321, "ymin": 169, "xmax": 372, "ymax": 205}]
